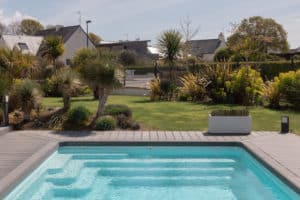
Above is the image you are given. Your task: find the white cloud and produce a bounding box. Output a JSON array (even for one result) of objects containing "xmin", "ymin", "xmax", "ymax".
[{"xmin": 0, "ymin": 10, "xmax": 35, "ymax": 25}]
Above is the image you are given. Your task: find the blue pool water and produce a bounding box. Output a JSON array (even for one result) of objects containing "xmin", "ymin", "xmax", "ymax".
[{"xmin": 5, "ymin": 146, "xmax": 300, "ymax": 200}]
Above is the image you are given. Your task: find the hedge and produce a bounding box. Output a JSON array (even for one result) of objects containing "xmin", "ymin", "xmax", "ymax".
[{"xmin": 126, "ymin": 61, "xmax": 300, "ymax": 80}]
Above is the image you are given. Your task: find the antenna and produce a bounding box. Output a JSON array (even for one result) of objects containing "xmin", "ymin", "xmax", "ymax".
[{"xmin": 77, "ymin": 11, "xmax": 82, "ymax": 26}]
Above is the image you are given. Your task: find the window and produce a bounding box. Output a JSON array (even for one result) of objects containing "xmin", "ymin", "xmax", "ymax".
[{"xmin": 18, "ymin": 43, "xmax": 29, "ymax": 50}]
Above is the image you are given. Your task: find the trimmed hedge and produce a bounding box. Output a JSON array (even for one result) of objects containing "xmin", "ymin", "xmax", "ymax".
[{"xmin": 127, "ymin": 61, "xmax": 300, "ymax": 81}]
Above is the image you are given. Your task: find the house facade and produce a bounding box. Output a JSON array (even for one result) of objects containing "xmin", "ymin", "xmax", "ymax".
[
  {"xmin": 97, "ymin": 40, "xmax": 159, "ymax": 60},
  {"xmin": 186, "ymin": 33, "xmax": 226, "ymax": 61},
  {"xmin": 36, "ymin": 25, "xmax": 95, "ymax": 64},
  {"xmin": 0, "ymin": 35, "xmax": 43, "ymax": 55}
]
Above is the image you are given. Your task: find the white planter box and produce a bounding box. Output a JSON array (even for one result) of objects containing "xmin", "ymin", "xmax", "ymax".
[{"xmin": 208, "ymin": 115, "xmax": 251, "ymax": 135}]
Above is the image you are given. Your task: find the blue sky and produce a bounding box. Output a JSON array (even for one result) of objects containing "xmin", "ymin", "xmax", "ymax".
[{"xmin": 1, "ymin": 0, "xmax": 300, "ymax": 47}]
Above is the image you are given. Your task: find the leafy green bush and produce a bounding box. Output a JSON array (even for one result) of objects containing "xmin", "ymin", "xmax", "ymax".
[
  {"xmin": 211, "ymin": 109, "xmax": 249, "ymax": 116},
  {"xmin": 94, "ymin": 116, "xmax": 116, "ymax": 131},
  {"xmin": 277, "ymin": 70, "xmax": 300, "ymax": 108},
  {"xmin": 230, "ymin": 66, "xmax": 264, "ymax": 105},
  {"xmin": 104, "ymin": 104, "xmax": 132, "ymax": 117},
  {"xmin": 67, "ymin": 106, "xmax": 91, "ymax": 125},
  {"xmin": 214, "ymin": 48, "xmax": 233, "ymax": 62}
]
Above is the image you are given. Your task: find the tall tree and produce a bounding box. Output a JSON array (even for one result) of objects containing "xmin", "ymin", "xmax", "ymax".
[
  {"xmin": 88, "ymin": 32, "xmax": 102, "ymax": 44},
  {"xmin": 39, "ymin": 36, "xmax": 64, "ymax": 65},
  {"xmin": 20, "ymin": 19, "xmax": 44, "ymax": 35},
  {"xmin": 158, "ymin": 29, "xmax": 182, "ymax": 81},
  {"xmin": 75, "ymin": 49, "xmax": 121, "ymax": 117},
  {"xmin": 227, "ymin": 16, "xmax": 289, "ymax": 61}
]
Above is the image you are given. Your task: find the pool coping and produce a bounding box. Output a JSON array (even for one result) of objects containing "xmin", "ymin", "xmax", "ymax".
[{"xmin": 1, "ymin": 140, "xmax": 300, "ymax": 198}]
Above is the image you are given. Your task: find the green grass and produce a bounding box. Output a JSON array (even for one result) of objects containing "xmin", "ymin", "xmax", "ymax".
[{"xmin": 42, "ymin": 95, "xmax": 300, "ymax": 133}]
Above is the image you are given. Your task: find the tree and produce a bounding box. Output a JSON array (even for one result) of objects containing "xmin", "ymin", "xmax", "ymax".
[
  {"xmin": 227, "ymin": 16, "xmax": 289, "ymax": 61},
  {"xmin": 214, "ymin": 48, "xmax": 233, "ymax": 62},
  {"xmin": 39, "ymin": 36, "xmax": 64, "ymax": 65},
  {"xmin": 158, "ymin": 29, "xmax": 183, "ymax": 81},
  {"xmin": 88, "ymin": 32, "xmax": 102, "ymax": 44},
  {"xmin": 6, "ymin": 21, "xmax": 21, "ymax": 35},
  {"xmin": 54, "ymin": 68, "xmax": 79, "ymax": 111},
  {"xmin": 76, "ymin": 49, "xmax": 121, "ymax": 117},
  {"xmin": 20, "ymin": 19, "xmax": 44, "ymax": 35},
  {"xmin": 118, "ymin": 50, "xmax": 136, "ymax": 66}
]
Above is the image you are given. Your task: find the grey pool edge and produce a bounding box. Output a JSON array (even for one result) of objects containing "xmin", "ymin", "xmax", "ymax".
[{"xmin": 0, "ymin": 141, "xmax": 299, "ymax": 198}]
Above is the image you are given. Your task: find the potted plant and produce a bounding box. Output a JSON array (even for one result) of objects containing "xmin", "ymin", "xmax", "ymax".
[{"xmin": 208, "ymin": 109, "xmax": 251, "ymax": 135}]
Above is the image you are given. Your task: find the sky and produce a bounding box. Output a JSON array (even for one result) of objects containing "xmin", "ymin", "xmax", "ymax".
[{"xmin": 1, "ymin": 0, "xmax": 300, "ymax": 48}]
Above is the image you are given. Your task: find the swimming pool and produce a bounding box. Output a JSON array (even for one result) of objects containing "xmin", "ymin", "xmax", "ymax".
[{"xmin": 5, "ymin": 146, "xmax": 300, "ymax": 200}]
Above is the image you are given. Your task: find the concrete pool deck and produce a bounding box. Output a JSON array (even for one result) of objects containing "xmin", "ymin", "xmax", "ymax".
[{"xmin": 0, "ymin": 130, "xmax": 300, "ymax": 197}]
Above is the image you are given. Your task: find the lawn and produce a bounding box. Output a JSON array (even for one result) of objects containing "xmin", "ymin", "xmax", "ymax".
[{"xmin": 42, "ymin": 95, "xmax": 300, "ymax": 134}]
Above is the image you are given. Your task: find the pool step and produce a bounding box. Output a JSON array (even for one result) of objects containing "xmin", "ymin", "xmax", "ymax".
[
  {"xmin": 97, "ymin": 167, "xmax": 235, "ymax": 177},
  {"xmin": 72, "ymin": 154, "xmax": 129, "ymax": 160},
  {"xmin": 110, "ymin": 176, "xmax": 232, "ymax": 187},
  {"xmin": 84, "ymin": 159, "xmax": 237, "ymax": 168}
]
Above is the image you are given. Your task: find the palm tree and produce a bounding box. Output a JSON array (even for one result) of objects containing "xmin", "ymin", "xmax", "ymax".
[
  {"xmin": 55, "ymin": 67, "xmax": 79, "ymax": 111},
  {"xmin": 158, "ymin": 29, "xmax": 183, "ymax": 81},
  {"xmin": 77, "ymin": 50, "xmax": 121, "ymax": 117},
  {"xmin": 39, "ymin": 36, "xmax": 64, "ymax": 66}
]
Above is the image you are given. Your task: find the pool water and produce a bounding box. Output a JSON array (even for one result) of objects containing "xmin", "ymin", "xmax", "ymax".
[{"xmin": 5, "ymin": 146, "xmax": 300, "ymax": 200}]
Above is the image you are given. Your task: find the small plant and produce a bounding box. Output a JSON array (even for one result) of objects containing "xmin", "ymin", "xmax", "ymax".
[
  {"xmin": 104, "ymin": 104, "xmax": 132, "ymax": 117},
  {"xmin": 66, "ymin": 106, "xmax": 91, "ymax": 126},
  {"xmin": 117, "ymin": 114, "xmax": 133, "ymax": 129},
  {"xmin": 262, "ymin": 78, "xmax": 281, "ymax": 108},
  {"xmin": 131, "ymin": 122, "xmax": 141, "ymax": 130},
  {"xmin": 211, "ymin": 109, "xmax": 249, "ymax": 116},
  {"xmin": 94, "ymin": 116, "xmax": 116, "ymax": 131},
  {"xmin": 178, "ymin": 73, "xmax": 207, "ymax": 101}
]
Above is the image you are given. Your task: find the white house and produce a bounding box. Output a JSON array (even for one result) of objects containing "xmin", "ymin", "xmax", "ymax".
[{"xmin": 0, "ymin": 35, "xmax": 43, "ymax": 55}]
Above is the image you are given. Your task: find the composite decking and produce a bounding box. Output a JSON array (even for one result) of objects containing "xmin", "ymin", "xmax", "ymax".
[{"xmin": 0, "ymin": 130, "xmax": 299, "ymax": 197}]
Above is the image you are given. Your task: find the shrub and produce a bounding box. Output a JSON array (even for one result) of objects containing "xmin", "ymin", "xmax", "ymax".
[
  {"xmin": 94, "ymin": 116, "xmax": 116, "ymax": 131},
  {"xmin": 230, "ymin": 66, "xmax": 264, "ymax": 105},
  {"xmin": 211, "ymin": 109, "xmax": 249, "ymax": 116},
  {"xmin": 159, "ymin": 79, "xmax": 176, "ymax": 100},
  {"xmin": 214, "ymin": 48, "xmax": 233, "ymax": 62},
  {"xmin": 131, "ymin": 122, "xmax": 140, "ymax": 130},
  {"xmin": 10, "ymin": 79, "xmax": 42, "ymax": 121},
  {"xmin": 262, "ymin": 78, "xmax": 281, "ymax": 108},
  {"xmin": 117, "ymin": 114, "xmax": 133, "ymax": 129},
  {"xmin": 178, "ymin": 73, "xmax": 207, "ymax": 101},
  {"xmin": 150, "ymin": 79, "xmax": 162, "ymax": 101},
  {"xmin": 104, "ymin": 104, "xmax": 132, "ymax": 118},
  {"xmin": 278, "ymin": 70, "xmax": 300, "ymax": 108},
  {"xmin": 200, "ymin": 64, "xmax": 233, "ymax": 103},
  {"xmin": 67, "ymin": 106, "xmax": 91, "ymax": 125}
]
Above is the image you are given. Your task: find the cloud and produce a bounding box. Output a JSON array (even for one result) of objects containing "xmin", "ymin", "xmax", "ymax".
[{"xmin": 0, "ymin": 10, "xmax": 35, "ymax": 25}]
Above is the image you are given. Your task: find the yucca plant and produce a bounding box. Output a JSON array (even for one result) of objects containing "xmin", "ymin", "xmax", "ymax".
[
  {"xmin": 11, "ymin": 79, "xmax": 42, "ymax": 121},
  {"xmin": 54, "ymin": 67, "xmax": 79, "ymax": 111},
  {"xmin": 78, "ymin": 53, "xmax": 122, "ymax": 117}
]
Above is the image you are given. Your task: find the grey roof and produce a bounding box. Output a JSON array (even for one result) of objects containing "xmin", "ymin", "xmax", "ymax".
[
  {"xmin": 35, "ymin": 25, "xmax": 80, "ymax": 43},
  {"xmin": 186, "ymin": 39, "xmax": 222, "ymax": 55}
]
